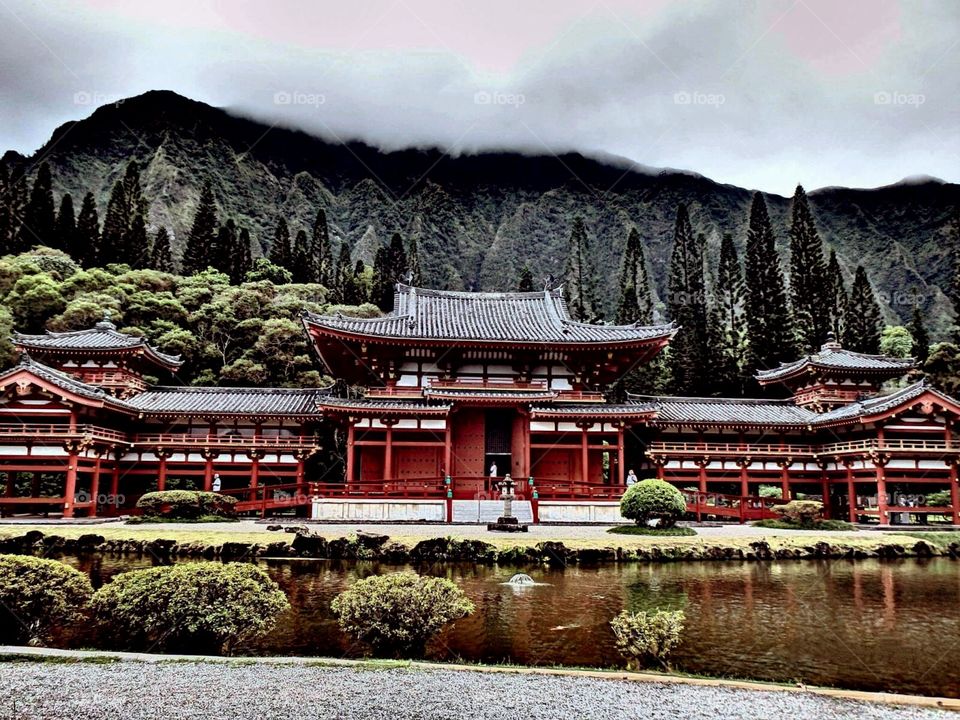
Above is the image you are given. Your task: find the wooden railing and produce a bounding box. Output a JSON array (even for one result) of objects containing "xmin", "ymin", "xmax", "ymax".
[
  {"xmin": 131, "ymin": 433, "xmax": 319, "ymax": 449},
  {"xmin": 647, "ymin": 438, "xmax": 956, "ymax": 457},
  {"xmin": 681, "ymin": 490, "xmax": 788, "ymax": 523},
  {"xmin": 0, "ymin": 423, "xmax": 128, "ymax": 443}
]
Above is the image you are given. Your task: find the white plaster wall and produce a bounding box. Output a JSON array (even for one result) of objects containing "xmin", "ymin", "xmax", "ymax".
[
  {"xmin": 311, "ymin": 499, "xmax": 447, "ymax": 522},
  {"xmin": 537, "ymin": 501, "xmax": 630, "ymax": 524}
]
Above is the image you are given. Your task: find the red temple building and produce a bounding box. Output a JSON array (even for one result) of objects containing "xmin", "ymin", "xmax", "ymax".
[{"xmin": 1, "ymin": 288, "xmax": 958, "ymax": 525}]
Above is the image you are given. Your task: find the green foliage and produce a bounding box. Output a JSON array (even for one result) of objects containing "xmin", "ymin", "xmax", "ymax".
[
  {"xmin": 788, "ymin": 185, "xmax": 831, "ymax": 351},
  {"xmin": 517, "ymin": 264, "xmax": 534, "ymax": 292},
  {"xmin": 754, "ymin": 518, "xmax": 855, "ymax": 531},
  {"xmin": 245, "ymin": 257, "xmax": 292, "ymax": 285},
  {"xmin": 925, "ymin": 489, "xmax": 951, "ymax": 506},
  {"xmin": 667, "ymin": 206, "xmax": 710, "ymax": 395},
  {"xmin": 757, "ymin": 484, "xmax": 784, "ymax": 498},
  {"xmin": 880, "ymin": 325, "xmax": 914, "ymax": 358},
  {"xmin": 771, "ymin": 499, "xmax": 825, "ymax": 527},
  {"xmin": 136, "ymin": 490, "xmax": 237, "ymax": 519},
  {"xmin": 610, "ymin": 609, "xmax": 685, "ymax": 668},
  {"xmin": 606, "ymin": 525, "xmax": 696, "ymax": 536},
  {"xmin": 90, "ymin": 562, "xmax": 289, "ymax": 653},
  {"xmin": 331, "ymin": 571, "xmax": 474, "ymax": 657},
  {"xmin": 619, "ymin": 479, "xmax": 687, "ymax": 528},
  {"xmin": 909, "ymin": 305, "xmax": 930, "ymax": 363},
  {"xmin": 564, "ymin": 215, "xmax": 600, "ymax": 322},
  {"xmin": 923, "ymin": 342, "xmax": 960, "ymax": 395},
  {"xmin": 0, "ymin": 555, "xmax": 94, "ymax": 645},
  {"xmin": 181, "ymin": 180, "xmax": 219, "ymax": 275},
  {"xmin": 845, "ymin": 266, "xmax": 882, "ymax": 353}
]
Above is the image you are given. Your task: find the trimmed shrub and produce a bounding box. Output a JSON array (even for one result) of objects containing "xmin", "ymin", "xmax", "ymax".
[
  {"xmin": 926, "ymin": 490, "xmax": 951, "ymax": 507},
  {"xmin": 0, "ymin": 554, "xmax": 94, "ymax": 645},
  {"xmin": 90, "ymin": 562, "xmax": 289, "ymax": 653},
  {"xmin": 758, "ymin": 484, "xmax": 784, "ymax": 499},
  {"xmin": 136, "ymin": 490, "xmax": 237, "ymax": 519},
  {"xmin": 610, "ymin": 608, "xmax": 685, "ymax": 668},
  {"xmin": 620, "ymin": 479, "xmax": 687, "ymax": 528},
  {"xmin": 772, "ymin": 499, "xmax": 824, "ymax": 527},
  {"xmin": 331, "ymin": 571, "xmax": 474, "ymax": 657}
]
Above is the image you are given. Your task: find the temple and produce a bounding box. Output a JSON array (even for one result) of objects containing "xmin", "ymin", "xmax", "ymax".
[{"xmin": 2, "ymin": 288, "xmax": 958, "ymax": 526}]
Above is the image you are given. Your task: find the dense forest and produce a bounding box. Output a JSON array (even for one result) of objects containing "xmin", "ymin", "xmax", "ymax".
[{"xmin": 1, "ymin": 153, "xmax": 960, "ymax": 398}]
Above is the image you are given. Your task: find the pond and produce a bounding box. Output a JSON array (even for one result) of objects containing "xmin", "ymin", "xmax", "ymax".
[{"xmin": 64, "ymin": 555, "xmax": 960, "ymax": 698}]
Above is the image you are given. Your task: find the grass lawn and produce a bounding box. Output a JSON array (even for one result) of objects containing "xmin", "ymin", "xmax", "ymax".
[{"xmin": 607, "ymin": 526, "xmax": 698, "ymax": 537}]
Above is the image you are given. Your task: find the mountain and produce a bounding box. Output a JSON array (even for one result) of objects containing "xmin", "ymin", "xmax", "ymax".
[{"xmin": 6, "ymin": 90, "xmax": 959, "ymax": 334}]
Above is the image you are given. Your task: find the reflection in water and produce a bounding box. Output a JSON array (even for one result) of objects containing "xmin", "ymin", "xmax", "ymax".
[{"xmin": 65, "ymin": 556, "xmax": 960, "ymax": 698}]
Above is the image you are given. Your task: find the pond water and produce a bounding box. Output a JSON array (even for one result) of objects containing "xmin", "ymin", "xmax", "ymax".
[{"xmin": 65, "ymin": 555, "xmax": 960, "ymax": 698}]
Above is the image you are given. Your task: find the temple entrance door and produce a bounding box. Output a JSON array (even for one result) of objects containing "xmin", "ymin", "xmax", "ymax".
[
  {"xmin": 452, "ymin": 409, "xmax": 486, "ymax": 498},
  {"xmin": 484, "ymin": 409, "xmax": 513, "ymax": 490}
]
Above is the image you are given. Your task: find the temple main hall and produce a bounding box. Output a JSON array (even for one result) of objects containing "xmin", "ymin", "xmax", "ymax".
[{"xmin": 1, "ymin": 285, "xmax": 958, "ymax": 525}]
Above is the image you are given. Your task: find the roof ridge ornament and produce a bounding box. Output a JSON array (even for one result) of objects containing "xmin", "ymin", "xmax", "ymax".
[
  {"xmin": 820, "ymin": 331, "xmax": 842, "ymax": 351},
  {"xmin": 95, "ymin": 309, "xmax": 117, "ymax": 331}
]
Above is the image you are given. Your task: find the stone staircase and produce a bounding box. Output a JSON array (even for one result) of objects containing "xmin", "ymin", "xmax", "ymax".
[{"xmin": 451, "ymin": 499, "xmax": 533, "ymax": 524}]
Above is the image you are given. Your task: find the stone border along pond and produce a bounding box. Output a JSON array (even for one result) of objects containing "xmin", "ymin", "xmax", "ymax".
[{"xmin": 1, "ymin": 528, "xmax": 959, "ymax": 564}]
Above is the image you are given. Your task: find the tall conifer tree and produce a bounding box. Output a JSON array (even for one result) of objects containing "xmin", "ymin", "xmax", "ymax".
[
  {"xmin": 616, "ymin": 227, "xmax": 654, "ymax": 324},
  {"xmin": 122, "ymin": 161, "xmax": 149, "ymax": 268},
  {"xmin": 908, "ymin": 305, "xmax": 929, "ymax": 363},
  {"xmin": 407, "ymin": 234, "xmax": 423, "ymax": 287},
  {"xmin": 291, "ymin": 229, "xmax": 311, "ymax": 283},
  {"xmin": 743, "ymin": 192, "xmax": 795, "ymax": 379},
  {"xmin": 53, "ymin": 193, "xmax": 76, "ymax": 253},
  {"xmin": 844, "ymin": 266, "xmax": 882, "ymax": 353},
  {"xmin": 713, "ymin": 232, "xmax": 745, "ymax": 395},
  {"xmin": 788, "ymin": 185, "xmax": 830, "ymax": 351},
  {"xmin": 666, "ymin": 206, "xmax": 710, "ymax": 395},
  {"xmin": 230, "ymin": 228, "xmax": 253, "ymax": 284},
  {"xmin": 564, "ymin": 216, "xmax": 600, "ymax": 322},
  {"xmin": 268, "ymin": 216, "xmax": 291, "ymax": 270},
  {"xmin": 74, "ymin": 192, "xmax": 100, "ymax": 266},
  {"xmin": 312, "ymin": 209, "xmax": 334, "ymax": 286},
  {"xmin": 99, "ymin": 179, "xmax": 128, "ymax": 264},
  {"xmin": 150, "ymin": 227, "xmax": 174, "ymax": 273},
  {"xmin": 334, "ymin": 244, "xmax": 354, "ymax": 304},
  {"xmin": 517, "ymin": 265, "xmax": 534, "ymax": 292},
  {"xmin": 17, "ymin": 162, "xmax": 56, "ymax": 251},
  {"xmin": 825, "ymin": 249, "xmax": 848, "ymax": 341},
  {"xmin": 351, "ymin": 260, "xmax": 368, "ymax": 304},
  {"xmin": 181, "ymin": 181, "xmax": 219, "ymax": 275},
  {"xmin": 371, "ymin": 245, "xmax": 392, "ymax": 310}
]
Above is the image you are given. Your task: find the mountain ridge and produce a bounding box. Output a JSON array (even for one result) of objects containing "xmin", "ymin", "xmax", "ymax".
[{"xmin": 5, "ymin": 90, "xmax": 958, "ymax": 334}]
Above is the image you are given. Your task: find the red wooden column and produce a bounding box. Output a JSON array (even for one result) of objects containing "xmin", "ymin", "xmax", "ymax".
[
  {"xmin": 845, "ymin": 460, "xmax": 857, "ymax": 523},
  {"xmin": 345, "ymin": 422, "xmax": 356, "ymax": 487},
  {"xmin": 738, "ymin": 458, "xmax": 750, "ymax": 498},
  {"xmin": 443, "ymin": 418, "xmax": 453, "ymax": 479},
  {"xmin": 89, "ymin": 453, "xmax": 103, "ymax": 518},
  {"xmin": 62, "ymin": 444, "xmax": 79, "ymax": 518},
  {"xmin": 617, "ymin": 424, "xmax": 626, "ymax": 486},
  {"xmin": 873, "ymin": 453, "xmax": 890, "ymax": 525},
  {"xmin": 202, "ymin": 450, "xmax": 215, "ymax": 491},
  {"xmin": 778, "ymin": 459, "xmax": 791, "ymax": 499},
  {"xmin": 949, "ymin": 459, "xmax": 959, "ymax": 526},
  {"xmin": 4, "ymin": 471, "xmax": 15, "ymax": 497},
  {"xmin": 109, "ymin": 457, "xmax": 120, "ymax": 515},
  {"xmin": 157, "ymin": 450, "xmax": 168, "ymax": 492},
  {"xmin": 819, "ymin": 461, "xmax": 831, "ymax": 519},
  {"xmin": 383, "ymin": 419, "xmax": 396, "ymax": 482},
  {"xmin": 248, "ymin": 450, "xmax": 262, "ymax": 501},
  {"xmin": 579, "ymin": 422, "xmax": 590, "ymax": 484}
]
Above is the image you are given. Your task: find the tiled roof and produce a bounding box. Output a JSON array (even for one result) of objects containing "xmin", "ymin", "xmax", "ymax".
[
  {"xmin": 127, "ymin": 386, "xmax": 328, "ymax": 416},
  {"xmin": 813, "ymin": 381, "xmax": 931, "ymax": 425},
  {"xmin": 424, "ymin": 387, "xmax": 559, "ymax": 401},
  {"xmin": 303, "ymin": 284, "xmax": 675, "ymax": 345},
  {"xmin": 0, "ymin": 355, "xmax": 132, "ymax": 410},
  {"xmin": 13, "ymin": 320, "xmax": 182, "ymax": 370},
  {"xmin": 630, "ymin": 395, "xmax": 815, "ymax": 427},
  {"xmin": 756, "ymin": 344, "xmax": 914, "ymax": 383},
  {"xmin": 530, "ymin": 403, "xmax": 655, "ymax": 418},
  {"xmin": 319, "ymin": 397, "xmax": 451, "ymax": 414}
]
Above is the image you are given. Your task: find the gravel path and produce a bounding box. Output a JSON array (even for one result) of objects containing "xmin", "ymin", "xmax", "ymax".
[{"xmin": 0, "ymin": 660, "xmax": 951, "ymax": 720}]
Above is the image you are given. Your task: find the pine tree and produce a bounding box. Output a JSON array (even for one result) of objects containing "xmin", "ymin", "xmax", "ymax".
[
  {"xmin": 825, "ymin": 249, "xmax": 848, "ymax": 341},
  {"xmin": 17, "ymin": 162, "xmax": 56, "ymax": 250},
  {"xmin": 0, "ymin": 164, "xmax": 10, "ymax": 254},
  {"xmin": 291, "ymin": 229, "xmax": 311, "ymax": 283},
  {"xmin": 743, "ymin": 192, "xmax": 795, "ymax": 378},
  {"xmin": 950, "ymin": 208, "xmax": 960, "ymax": 341},
  {"xmin": 312, "ymin": 209, "xmax": 334, "ymax": 286},
  {"xmin": 1, "ymin": 171, "xmax": 29, "ymax": 254},
  {"xmin": 517, "ymin": 265, "xmax": 534, "ymax": 292},
  {"xmin": 666, "ymin": 206, "xmax": 710, "ymax": 395},
  {"xmin": 99, "ymin": 179, "xmax": 128, "ymax": 264},
  {"xmin": 844, "ymin": 266, "xmax": 882, "ymax": 353},
  {"xmin": 150, "ymin": 227, "xmax": 174, "ymax": 272},
  {"xmin": 713, "ymin": 232, "xmax": 745, "ymax": 394},
  {"xmin": 268, "ymin": 216, "xmax": 291, "ymax": 270},
  {"xmin": 407, "ymin": 234, "xmax": 423, "ymax": 286},
  {"xmin": 181, "ymin": 181, "xmax": 219, "ymax": 275},
  {"xmin": 615, "ymin": 227, "xmax": 654, "ymax": 324},
  {"xmin": 371, "ymin": 246, "xmax": 393, "ymax": 311},
  {"xmin": 213, "ymin": 220, "xmax": 240, "ymax": 275},
  {"xmin": 53, "ymin": 193, "xmax": 76, "ymax": 252},
  {"xmin": 230, "ymin": 228, "xmax": 254, "ymax": 284},
  {"xmin": 908, "ymin": 304, "xmax": 930, "ymax": 363},
  {"xmin": 351, "ymin": 260, "xmax": 368, "ymax": 304},
  {"xmin": 122, "ymin": 161, "xmax": 149, "ymax": 268},
  {"xmin": 387, "ymin": 232, "xmax": 409, "ymax": 282},
  {"xmin": 334, "ymin": 243, "xmax": 353, "ymax": 304},
  {"xmin": 73, "ymin": 192, "xmax": 100, "ymax": 266},
  {"xmin": 788, "ymin": 185, "xmax": 830, "ymax": 351},
  {"xmin": 564, "ymin": 216, "xmax": 600, "ymax": 322}
]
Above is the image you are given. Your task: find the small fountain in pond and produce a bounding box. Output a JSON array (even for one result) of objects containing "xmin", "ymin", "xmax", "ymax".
[
  {"xmin": 487, "ymin": 474, "xmax": 529, "ymax": 532},
  {"xmin": 507, "ymin": 573, "xmax": 536, "ymax": 585}
]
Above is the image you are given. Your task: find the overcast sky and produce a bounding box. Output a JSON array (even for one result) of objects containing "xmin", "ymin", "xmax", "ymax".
[{"xmin": 0, "ymin": 0, "xmax": 956, "ymax": 195}]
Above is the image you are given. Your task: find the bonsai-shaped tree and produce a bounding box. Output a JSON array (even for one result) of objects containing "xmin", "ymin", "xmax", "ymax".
[
  {"xmin": 620, "ymin": 479, "xmax": 687, "ymax": 528},
  {"xmin": 610, "ymin": 608, "xmax": 685, "ymax": 669}
]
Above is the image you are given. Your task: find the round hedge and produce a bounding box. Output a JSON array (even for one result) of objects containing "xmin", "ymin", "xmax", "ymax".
[
  {"xmin": 90, "ymin": 562, "xmax": 289, "ymax": 654},
  {"xmin": 331, "ymin": 571, "xmax": 474, "ymax": 657},
  {"xmin": 136, "ymin": 490, "xmax": 237, "ymax": 519},
  {"xmin": 620, "ymin": 479, "xmax": 687, "ymax": 528},
  {"xmin": 0, "ymin": 554, "xmax": 94, "ymax": 645}
]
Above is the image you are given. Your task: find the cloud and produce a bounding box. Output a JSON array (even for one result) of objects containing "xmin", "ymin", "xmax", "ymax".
[{"xmin": 0, "ymin": 0, "xmax": 957, "ymax": 195}]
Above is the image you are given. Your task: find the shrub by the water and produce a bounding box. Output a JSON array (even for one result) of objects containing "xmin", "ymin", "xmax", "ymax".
[
  {"xmin": 135, "ymin": 490, "xmax": 237, "ymax": 520},
  {"xmin": 620, "ymin": 479, "xmax": 687, "ymax": 528},
  {"xmin": 331, "ymin": 571, "xmax": 474, "ymax": 657},
  {"xmin": 0, "ymin": 554, "xmax": 94, "ymax": 645},
  {"xmin": 610, "ymin": 608, "xmax": 685, "ymax": 668},
  {"xmin": 90, "ymin": 562, "xmax": 289, "ymax": 653},
  {"xmin": 771, "ymin": 499, "xmax": 824, "ymax": 528}
]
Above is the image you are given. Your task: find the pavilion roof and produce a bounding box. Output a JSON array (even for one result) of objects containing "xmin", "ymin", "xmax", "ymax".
[
  {"xmin": 319, "ymin": 396, "xmax": 452, "ymax": 415},
  {"xmin": 302, "ymin": 284, "xmax": 675, "ymax": 347},
  {"xmin": 0, "ymin": 355, "xmax": 134, "ymax": 412},
  {"xmin": 755, "ymin": 342, "xmax": 914, "ymax": 384},
  {"xmin": 127, "ymin": 386, "xmax": 329, "ymax": 417},
  {"xmin": 628, "ymin": 394, "xmax": 815, "ymax": 427},
  {"xmin": 13, "ymin": 319, "xmax": 182, "ymax": 371}
]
